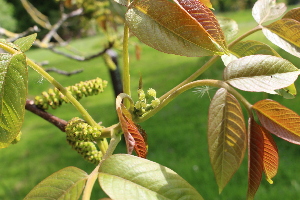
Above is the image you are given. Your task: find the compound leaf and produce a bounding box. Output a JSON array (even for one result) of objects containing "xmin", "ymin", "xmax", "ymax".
[
  {"xmin": 125, "ymin": 0, "xmax": 227, "ymax": 57},
  {"xmin": 24, "ymin": 167, "xmax": 88, "ymax": 200},
  {"xmin": 208, "ymin": 88, "xmax": 246, "ymax": 193},
  {"xmin": 253, "ymin": 99, "xmax": 300, "ymax": 145},
  {"xmin": 99, "ymin": 154, "xmax": 203, "ymax": 200},
  {"xmin": 224, "ymin": 55, "xmax": 300, "ymax": 93},
  {"xmin": 0, "ymin": 53, "xmax": 27, "ymax": 148}
]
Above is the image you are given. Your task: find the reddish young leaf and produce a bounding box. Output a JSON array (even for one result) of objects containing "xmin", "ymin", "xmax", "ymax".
[
  {"xmin": 117, "ymin": 104, "xmax": 148, "ymax": 158},
  {"xmin": 208, "ymin": 88, "xmax": 246, "ymax": 193},
  {"xmin": 174, "ymin": 0, "xmax": 226, "ymax": 48},
  {"xmin": 125, "ymin": 0, "xmax": 228, "ymax": 57},
  {"xmin": 253, "ymin": 99, "xmax": 300, "ymax": 145},
  {"xmin": 262, "ymin": 127, "xmax": 278, "ymax": 184},
  {"xmin": 247, "ymin": 118, "xmax": 264, "ymax": 200}
]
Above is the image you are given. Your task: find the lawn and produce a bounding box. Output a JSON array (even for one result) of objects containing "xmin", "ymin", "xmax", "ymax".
[{"xmin": 1, "ymin": 5, "xmax": 300, "ymax": 200}]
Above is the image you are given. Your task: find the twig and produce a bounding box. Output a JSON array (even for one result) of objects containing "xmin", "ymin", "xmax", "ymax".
[
  {"xmin": 41, "ymin": 8, "xmax": 84, "ymax": 45},
  {"xmin": 49, "ymin": 42, "xmax": 114, "ymax": 61},
  {"xmin": 25, "ymin": 99, "xmax": 67, "ymax": 132},
  {"xmin": 0, "ymin": 26, "xmax": 40, "ymax": 42},
  {"xmin": 45, "ymin": 67, "xmax": 83, "ymax": 76}
]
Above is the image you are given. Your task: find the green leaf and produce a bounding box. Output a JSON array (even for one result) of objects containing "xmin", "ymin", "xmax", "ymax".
[
  {"xmin": 24, "ymin": 167, "xmax": 88, "ymax": 200},
  {"xmin": 0, "ymin": 39, "xmax": 21, "ymax": 51},
  {"xmin": 0, "ymin": 53, "xmax": 27, "ymax": 148},
  {"xmin": 125, "ymin": 0, "xmax": 227, "ymax": 57},
  {"xmin": 229, "ymin": 40, "xmax": 280, "ymax": 57},
  {"xmin": 252, "ymin": 0, "xmax": 286, "ymax": 24},
  {"xmin": 99, "ymin": 154, "xmax": 203, "ymax": 200},
  {"xmin": 224, "ymin": 55, "xmax": 300, "ymax": 93},
  {"xmin": 13, "ymin": 33, "xmax": 37, "ymax": 52},
  {"xmin": 275, "ymin": 83, "xmax": 297, "ymax": 99},
  {"xmin": 208, "ymin": 88, "xmax": 246, "ymax": 193}
]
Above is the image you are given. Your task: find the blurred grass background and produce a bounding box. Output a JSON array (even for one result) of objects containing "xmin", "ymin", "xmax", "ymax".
[{"xmin": 1, "ymin": 5, "xmax": 300, "ymax": 200}]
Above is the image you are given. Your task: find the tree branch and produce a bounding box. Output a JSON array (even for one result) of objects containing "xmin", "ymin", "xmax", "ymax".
[
  {"xmin": 0, "ymin": 26, "xmax": 40, "ymax": 42},
  {"xmin": 45, "ymin": 67, "xmax": 83, "ymax": 76},
  {"xmin": 48, "ymin": 41, "xmax": 114, "ymax": 61},
  {"xmin": 25, "ymin": 99, "xmax": 67, "ymax": 132}
]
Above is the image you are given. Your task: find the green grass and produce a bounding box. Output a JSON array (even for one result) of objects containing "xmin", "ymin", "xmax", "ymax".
[{"xmin": 2, "ymin": 6, "xmax": 300, "ymax": 200}]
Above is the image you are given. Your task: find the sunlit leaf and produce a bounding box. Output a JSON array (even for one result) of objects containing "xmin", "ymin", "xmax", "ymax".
[
  {"xmin": 262, "ymin": 126, "xmax": 278, "ymax": 184},
  {"xmin": 224, "ymin": 55, "xmax": 300, "ymax": 93},
  {"xmin": 266, "ymin": 19, "xmax": 300, "ymax": 47},
  {"xmin": 263, "ymin": 19, "xmax": 300, "ymax": 58},
  {"xmin": 24, "ymin": 167, "xmax": 88, "ymax": 200},
  {"xmin": 282, "ymin": 7, "xmax": 300, "ymax": 22},
  {"xmin": 208, "ymin": 88, "xmax": 246, "ymax": 193},
  {"xmin": 125, "ymin": 0, "xmax": 228, "ymax": 57},
  {"xmin": 247, "ymin": 118, "xmax": 264, "ymax": 200},
  {"xmin": 222, "ymin": 40, "xmax": 280, "ymax": 67},
  {"xmin": 99, "ymin": 154, "xmax": 204, "ymax": 200},
  {"xmin": 117, "ymin": 103, "xmax": 148, "ymax": 158},
  {"xmin": 252, "ymin": 0, "xmax": 286, "ymax": 24},
  {"xmin": 229, "ymin": 40, "xmax": 280, "ymax": 57},
  {"xmin": 197, "ymin": 0, "xmax": 213, "ymax": 9},
  {"xmin": 13, "ymin": 33, "xmax": 37, "ymax": 52},
  {"xmin": 253, "ymin": 99, "xmax": 300, "ymax": 145},
  {"xmin": 217, "ymin": 16, "xmax": 239, "ymax": 41},
  {"xmin": 0, "ymin": 53, "xmax": 27, "ymax": 148}
]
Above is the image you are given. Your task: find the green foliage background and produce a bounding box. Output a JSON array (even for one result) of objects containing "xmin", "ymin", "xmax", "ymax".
[{"xmin": 0, "ymin": 0, "xmax": 17, "ymax": 32}]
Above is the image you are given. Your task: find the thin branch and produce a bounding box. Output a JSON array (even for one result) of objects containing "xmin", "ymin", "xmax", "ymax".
[
  {"xmin": 41, "ymin": 8, "xmax": 84, "ymax": 45},
  {"xmin": 45, "ymin": 67, "xmax": 83, "ymax": 76},
  {"xmin": 0, "ymin": 26, "xmax": 40, "ymax": 42},
  {"xmin": 48, "ymin": 42, "xmax": 114, "ymax": 61},
  {"xmin": 25, "ymin": 99, "xmax": 67, "ymax": 132}
]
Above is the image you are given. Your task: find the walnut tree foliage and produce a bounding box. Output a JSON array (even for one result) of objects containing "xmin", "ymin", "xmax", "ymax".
[{"xmin": 1, "ymin": 0, "xmax": 300, "ymax": 199}]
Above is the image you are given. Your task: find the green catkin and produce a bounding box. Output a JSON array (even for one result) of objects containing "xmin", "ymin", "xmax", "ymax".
[
  {"xmin": 134, "ymin": 88, "xmax": 160, "ymax": 116},
  {"xmin": 34, "ymin": 78, "xmax": 107, "ymax": 109},
  {"xmin": 65, "ymin": 117, "xmax": 102, "ymax": 141},
  {"xmin": 67, "ymin": 139, "xmax": 103, "ymax": 164},
  {"xmin": 65, "ymin": 117, "xmax": 103, "ymax": 164}
]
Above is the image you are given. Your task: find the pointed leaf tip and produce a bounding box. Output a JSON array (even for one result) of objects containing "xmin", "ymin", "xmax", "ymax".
[
  {"xmin": 224, "ymin": 55, "xmax": 300, "ymax": 93},
  {"xmin": 208, "ymin": 88, "xmax": 246, "ymax": 193},
  {"xmin": 14, "ymin": 33, "xmax": 37, "ymax": 52},
  {"xmin": 247, "ymin": 118, "xmax": 264, "ymax": 200}
]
